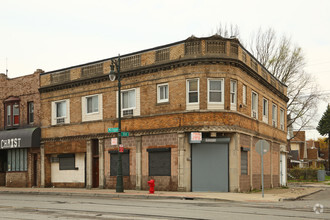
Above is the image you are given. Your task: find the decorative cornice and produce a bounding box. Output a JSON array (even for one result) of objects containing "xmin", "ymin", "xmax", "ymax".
[{"xmin": 39, "ymin": 56, "xmax": 288, "ymax": 102}]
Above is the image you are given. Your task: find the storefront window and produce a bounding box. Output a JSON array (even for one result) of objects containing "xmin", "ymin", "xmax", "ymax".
[{"xmin": 7, "ymin": 149, "xmax": 27, "ymax": 172}]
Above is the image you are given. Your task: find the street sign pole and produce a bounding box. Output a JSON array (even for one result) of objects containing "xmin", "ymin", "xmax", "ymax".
[
  {"xmin": 261, "ymin": 142, "xmax": 264, "ymax": 198},
  {"xmin": 256, "ymin": 139, "xmax": 269, "ymax": 199}
]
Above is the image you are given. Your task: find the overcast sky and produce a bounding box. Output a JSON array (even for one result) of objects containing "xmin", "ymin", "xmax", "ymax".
[{"xmin": 1, "ymin": 0, "xmax": 329, "ymax": 139}]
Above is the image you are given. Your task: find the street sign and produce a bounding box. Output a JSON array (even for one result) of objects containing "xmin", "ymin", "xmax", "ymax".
[
  {"xmin": 121, "ymin": 132, "xmax": 129, "ymax": 137},
  {"xmin": 255, "ymin": 139, "xmax": 270, "ymax": 198},
  {"xmin": 108, "ymin": 127, "xmax": 119, "ymax": 133},
  {"xmin": 111, "ymin": 138, "xmax": 118, "ymax": 145},
  {"xmin": 119, "ymin": 144, "xmax": 124, "ymax": 152},
  {"xmin": 256, "ymin": 140, "xmax": 270, "ymax": 155}
]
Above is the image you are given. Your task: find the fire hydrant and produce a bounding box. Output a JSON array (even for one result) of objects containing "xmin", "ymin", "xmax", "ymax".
[{"xmin": 147, "ymin": 179, "xmax": 155, "ymax": 194}]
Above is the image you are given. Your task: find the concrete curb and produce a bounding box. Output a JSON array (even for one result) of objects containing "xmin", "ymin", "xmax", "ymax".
[
  {"xmin": 0, "ymin": 190, "xmax": 239, "ymax": 203},
  {"xmin": 281, "ymin": 189, "xmax": 324, "ymax": 201}
]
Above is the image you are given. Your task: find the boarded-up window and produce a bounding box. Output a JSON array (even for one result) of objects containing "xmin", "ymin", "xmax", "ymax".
[
  {"xmin": 110, "ymin": 150, "xmax": 130, "ymax": 176},
  {"xmin": 58, "ymin": 154, "xmax": 76, "ymax": 170},
  {"xmin": 148, "ymin": 148, "xmax": 171, "ymax": 176},
  {"xmin": 241, "ymin": 150, "xmax": 248, "ymax": 175}
]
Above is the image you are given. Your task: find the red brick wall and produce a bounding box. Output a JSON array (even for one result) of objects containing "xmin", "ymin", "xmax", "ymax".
[
  {"xmin": 105, "ymin": 137, "xmax": 137, "ymax": 189},
  {"xmin": 52, "ymin": 183, "xmax": 85, "ymax": 188},
  {"xmin": 0, "ymin": 173, "xmax": 5, "ymax": 186},
  {"xmin": 0, "ymin": 70, "xmax": 42, "ymax": 130},
  {"xmin": 141, "ymin": 134, "xmax": 178, "ymax": 191},
  {"xmin": 240, "ymin": 175, "xmax": 250, "ymax": 192},
  {"xmin": 6, "ymin": 172, "xmax": 28, "ymax": 187}
]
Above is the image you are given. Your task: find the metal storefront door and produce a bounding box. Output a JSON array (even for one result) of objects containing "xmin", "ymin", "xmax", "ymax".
[{"xmin": 192, "ymin": 143, "xmax": 228, "ymax": 192}]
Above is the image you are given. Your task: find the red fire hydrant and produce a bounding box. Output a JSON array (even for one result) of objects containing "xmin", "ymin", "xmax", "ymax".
[{"xmin": 148, "ymin": 179, "xmax": 155, "ymax": 194}]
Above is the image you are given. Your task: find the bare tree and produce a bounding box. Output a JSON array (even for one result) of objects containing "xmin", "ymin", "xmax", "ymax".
[
  {"xmin": 214, "ymin": 23, "xmax": 241, "ymax": 39},
  {"xmin": 215, "ymin": 26, "xmax": 321, "ymax": 138}
]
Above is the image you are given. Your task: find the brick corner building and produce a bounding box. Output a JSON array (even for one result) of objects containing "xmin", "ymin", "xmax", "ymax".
[{"xmin": 39, "ymin": 35, "xmax": 289, "ymax": 192}]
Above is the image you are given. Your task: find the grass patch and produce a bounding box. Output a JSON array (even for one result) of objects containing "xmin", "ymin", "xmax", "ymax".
[
  {"xmin": 288, "ymin": 179, "xmax": 317, "ymax": 183},
  {"xmin": 325, "ymin": 175, "xmax": 330, "ymax": 181}
]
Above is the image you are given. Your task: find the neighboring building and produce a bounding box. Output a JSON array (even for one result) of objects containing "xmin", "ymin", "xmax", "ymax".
[
  {"xmin": 0, "ymin": 70, "xmax": 42, "ymax": 187},
  {"xmin": 39, "ymin": 35, "xmax": 288, "ymax": 192},
  {"xmin": 306, "ymin": 140, "xmax": 325, "ymax": 168},
  {"xmin": 289, "ymin": 131, "xmax": 308, "ymax": 168}
]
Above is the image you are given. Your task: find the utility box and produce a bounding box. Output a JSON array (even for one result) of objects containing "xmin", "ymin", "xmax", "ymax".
[{"xmin": 317, "ymin": 170, "xmax": 326, "ymax": 182}]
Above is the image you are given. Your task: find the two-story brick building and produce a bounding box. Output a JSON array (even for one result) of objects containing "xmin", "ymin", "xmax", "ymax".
[
  {"xmin": 0, "ymin": 70, "xmax": 42, "ymax": 187},
  {"xmin": 39, "ymin": 35, "xmax": 288, "ymax": 192}
]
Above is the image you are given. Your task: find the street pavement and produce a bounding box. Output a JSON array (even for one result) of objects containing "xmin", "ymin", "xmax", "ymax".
[{"xmin": 0, "ymin": 181, "xmax": 329, "ymax": 203}]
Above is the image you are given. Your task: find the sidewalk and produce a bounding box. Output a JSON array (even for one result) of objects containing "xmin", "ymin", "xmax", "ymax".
[{"xmin": 0, "ymin": 185, "xmax": 325, "ymax": 203}]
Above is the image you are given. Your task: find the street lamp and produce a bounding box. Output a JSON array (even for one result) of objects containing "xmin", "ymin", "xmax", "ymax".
[{"xmin": 109, "ymin": 54, "xmax": 124, "ymax": 193}]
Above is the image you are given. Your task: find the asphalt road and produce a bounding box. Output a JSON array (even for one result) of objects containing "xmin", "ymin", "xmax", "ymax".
[{"xmin": 0, "ymin": 190, "xmax": 329, "ymax": 220}]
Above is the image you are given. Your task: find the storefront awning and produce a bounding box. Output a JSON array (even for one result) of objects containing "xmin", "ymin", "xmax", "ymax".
[{"xmin": 0, "ymin": 127, "xmax": 41, "ymax": 149}]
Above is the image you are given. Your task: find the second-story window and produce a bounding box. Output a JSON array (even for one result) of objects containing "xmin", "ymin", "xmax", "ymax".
[
  {"xmin": 117, "ymin": 88, "xmax": 140, "ymax": 117},
  {"xmin": 28, "ymin": 102, "xmax": 34, "ymax": 124},
  {"xmin": 157, "ymin": 83, "xmax": 169, "ymax": 103},
  {"xmin": 87, "ymin": 95, "xmax": 99, "ymax": 114},
  {"xmin": 272, "ymin": 103, "xmax": 277, "ymax": 127},
  {"xmin": 230, "ymin": 80, "xmax": 237, "ymax": 110},
  {"xmin": 262, "ymin": 98, "xmax": 268, "ymax": 123},
  {"xmin": 280, "ymin": 108, "xmax": 285, "ymax": 130},
  {"xmin": 242, "ymin": 85, "xmax": 247, "ymax": 105},
  {"xmin": 56, "ymin": 101, "xmax": 66, "ymax": 123},
  {"xmin": 186, "ymin": 79, "xmax": 199, "ymax": 110},
  {"xmin": 5, "ymin": 100, "xmax": 20, "ymax": 128},
  {"xmin": 7, "ymin": 105, "xmax": 11, "ymax": 126},
  {"xmin": 122, "ymin": 89, "xmax": 136, "ymax": 116},
  {"xmin": 13, "ymin": 104, "xmax": 19, "ymax": 125},
  {"xmin": 82, "ymin": 94, "xmax": 103, "ymax": 122},
  {"xmin": 251, "ymin": 91, "xmax": 258, "ymax": 119},
  {"xmin": 52, "ymin": 99, "xmax": 70, "ymax": 125},
  {"xmin": 208, "ymin": 79, "xmax": 224, "ymax": 103},
  {"xmin": 187, "ymin": 79, "xmax": 199, "ymax": 104}
]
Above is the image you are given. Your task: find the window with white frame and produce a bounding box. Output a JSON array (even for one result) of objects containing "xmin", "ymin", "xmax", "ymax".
[
  {"xmin": 186, "ymin": 79, "xmax": 199, "ymax": 110},
  {"xmin": 122, "ymin": 89, "xmax": 136, "ymax": 110},
  {"xmin": 251, "ymin": 91, "xmax": 258, "ymax": 119},
  {"xmin": 56, "ymin": 101, "xmax": 66, "ymax": 123},
  {"xmin": 52, "ymin": 99, "xmax": 70, "ymax": 125},
  {"xmin": 242, "ymin": 85, "xmax": 247, "ymax": 105},
  {"xmin": 187, "ymin": 79, "xmax": 199, "ymax": 104},
  {"xmin": 230, "ymin": 80, "xmax": 237, "ymax": 110},
  {"xmin": 280, "ymin": 108, "xmax": 285, "ymax": 130},
  {"xmin": 116, "ymin": 88, "xmax": 140, "ymax": 117},
  {"xmin": 272, "ymin": 103, "xmax": 277, "ymax": 127},
  {"xmin": 87, "ymin": 95, "xmax": 98, "ymax": 114},
  {"xmin": 208, "ymin": 79, "xmax": 224, "ymax": 103},
  {"xmin": 262, "ymin": 98, "xmax": 268, "ymax": 123},
  {"xmin": 157, "ymin": 83, "xmax": 169, "ymax": 103},
  {"xmin": 82, "ymin": 94, "xmax": 103, "ymax": 122}
]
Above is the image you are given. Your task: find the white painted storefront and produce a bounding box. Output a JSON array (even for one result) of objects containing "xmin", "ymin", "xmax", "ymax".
[{"xmin": 51, "ymin": 153, "xmax": 85, "ymax": 183}]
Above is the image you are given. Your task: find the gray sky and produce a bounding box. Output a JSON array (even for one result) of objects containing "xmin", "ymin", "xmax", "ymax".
[{"xmin": 1, "ymin": 0, "xmax": 329, "ymax": 139}]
